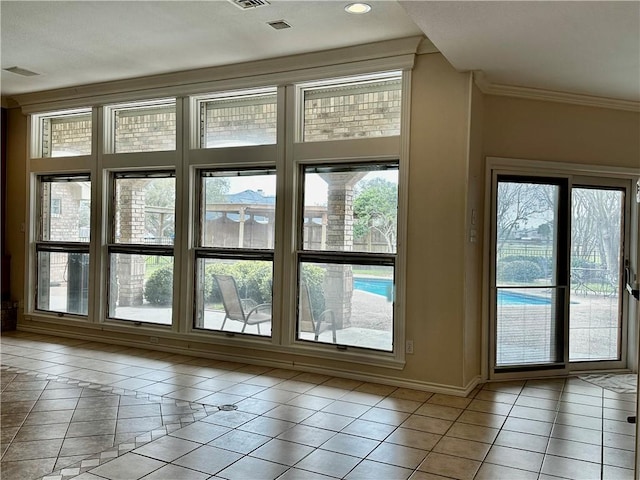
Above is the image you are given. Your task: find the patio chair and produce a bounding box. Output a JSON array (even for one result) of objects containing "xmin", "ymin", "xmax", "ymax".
[
  {"xmin": 299, "ymin": 282, "xmax": 336, "ymax": 343},
  {"xmin": 214, "ymin": 274, "xmax": 271, "ymax": 334}
]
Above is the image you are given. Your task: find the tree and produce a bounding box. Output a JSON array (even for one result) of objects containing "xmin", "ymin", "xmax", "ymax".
[
  {"xmin": 496, "ymin": 182, "xmax": 554, "ymax": 254},
  {"xmin": 142, "ymin": 177, "xmax": 230, "ymax": 242},
  {"xmin": 353, "ymin": 178, "xmax": 397, "ymax": 252},
  {"xmin": 204, "ymin": 177, "xmax": 230, "ymax": 204},
  {"xmin": 571, "ymin": 188, "xmax": 622, "ymax": 289},
  {"xmin": 144, "ymin": 178, "xmax": 176, "ymax": 241}
]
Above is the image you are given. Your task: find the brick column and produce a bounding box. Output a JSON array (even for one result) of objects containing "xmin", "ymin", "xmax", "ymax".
[
  {"xmin": 116, "ymin": 180, "xmax": 148, "ymax": 306},
  {"xmin": 319, "ymin": 172, "xmax": 366, "ymax": 329}
]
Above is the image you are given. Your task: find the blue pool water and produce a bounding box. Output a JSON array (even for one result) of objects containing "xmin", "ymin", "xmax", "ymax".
[
  {"xmin": 354, "ymin": 277, "xmax": 552, "ymax": 306},
  {"xmin": 498, "ymin": 291, "xmax": 551, "ymax": 305},
  {"xmin": 354, "ymin": 277, "xmax": 393, "ymax": 298}
]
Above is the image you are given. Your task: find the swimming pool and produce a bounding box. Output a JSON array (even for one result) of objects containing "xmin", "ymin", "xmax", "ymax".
[
  {"xmin": 498, "ymin": 290, "xmax": 551, "ymax": 305},
  {"xmin": 354, "ymin": 277, "xmax": 553, "ymax": 306},
  {"xmin": 354, "ymin": 277, "xmax": 393, "ymax": 298}
]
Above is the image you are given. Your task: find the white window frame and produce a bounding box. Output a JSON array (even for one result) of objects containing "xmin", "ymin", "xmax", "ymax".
[
  {"xmin": 191, "ymin": 87, "xmax": 278, "ymax": 150},
  {"xmin": 30, "ymin": 108, "xmax": 93, "ymax": 159},
  {"xmin": 192, "ymin": 167, "xmax": 277, "ymax": 337},
  {"xmin": 103, "ymin": 98, "xmax": 177, "ymax": 155},
  {"xmin": 34, "ymin": 173, "xmax": 92, "ymax": 317}
]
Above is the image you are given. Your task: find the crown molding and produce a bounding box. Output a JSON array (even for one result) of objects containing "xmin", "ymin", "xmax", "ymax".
[
  {"xmin": 474, "ymin": 71, "xmax": 640, "ymax": 113},
  {"xmin": 416, "ymin": 37, "xmax": 439, "ymax": 55},
  {"xmin": 11, "ymin": 36, "xmax": 424, "ymax": 113}
]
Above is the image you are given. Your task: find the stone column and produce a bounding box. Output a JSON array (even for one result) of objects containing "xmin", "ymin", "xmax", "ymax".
[{"xmin": 117, "ymin": 179, "xmax": 148, "ymax": 306}]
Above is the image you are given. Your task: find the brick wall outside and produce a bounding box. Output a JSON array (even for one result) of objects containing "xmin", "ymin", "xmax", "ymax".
[
  {"xmin": 303, "ymin": 79, "xmax": 402, "ymax": 142},
  {"xmin": 44, "ymin": 115, "xmax": 92, "ymax": 157},
  {"xmin": 41, "ymin": 182, "xmax": 89, "ymax": 287},
  {"xmin": 42, "ymin": 79, "xmax": 401, "ymax": 154},
  {"xmin": 202, "ymin": 95, "xmax": 277, "ymax": 147},
  {"xmin": 115, "ymin": 107, "xmax": 176, "ymax": 153}
]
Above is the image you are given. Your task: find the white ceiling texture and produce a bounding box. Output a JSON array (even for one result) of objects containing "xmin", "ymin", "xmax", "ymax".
[{"xmin": 1, "ymin": 0, "xmax": 639, "ymax": 107}]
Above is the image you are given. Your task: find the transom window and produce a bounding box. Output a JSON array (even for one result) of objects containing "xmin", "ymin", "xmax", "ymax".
[
  {"xmin": 299, "ymin": 71, "xmax": 402, "ymax": 142},
  {"xmin": 31, "ymin": 109, "xmax": 92, "ymax": 158},
  {"xmin": 194, "ymin": 88, "xmax": 277, "ymax": 148},
  {"xmin": 105, "ymin": 99, "xmax": 176, "ymax": 153}
]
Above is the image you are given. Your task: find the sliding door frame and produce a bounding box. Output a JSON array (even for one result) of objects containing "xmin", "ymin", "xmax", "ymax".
[{"xmin": 483, "ymin": 157, "xmax": 637, "ymax": 381}]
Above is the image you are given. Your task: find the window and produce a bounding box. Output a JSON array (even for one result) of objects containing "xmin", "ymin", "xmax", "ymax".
[
  {"xmin": 105, "ymin": 99, "xmax": 176, "ymax": 153},
  {"xmin": 194, "ymin": 170, "xmax": 276, "ymax": 336},
  {"xmin": 27, "ymin": 65, "xmax": 409, "ymax": 364},
  {"xmin": 31, "ymin": 109, "xmax": 92, "ymax": 158},
  {"xmin": 297, "ymin": 163, "xmax": 399, "ymax": 351},
  {"xmin": 194, "ymin": 88, "xmax": 277, "ymax": 148},
  {"xmin": 299, "ymin": 72, "xmax": 402, "ymax": 142},
  {"xmin": 108, "ymin": 172, "xmax": 176, "ymax": 324},
  {"xmin": 36, "ymin": 175, "xmax": 91, "ymax": 315},
  {"xmin": 50, "ymin": 198, "xmax": 62, "ymax": 216}
]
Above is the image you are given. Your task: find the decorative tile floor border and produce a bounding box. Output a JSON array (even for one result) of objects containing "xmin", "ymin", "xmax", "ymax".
[{"xmin": 0, "ymin": 365, "xmax": 230, "ymax": 480}]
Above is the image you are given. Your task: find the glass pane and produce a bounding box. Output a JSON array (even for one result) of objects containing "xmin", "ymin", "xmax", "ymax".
[
  {"xmin": 298, "ymin": 261, "xmax": 393, "ymax": 351},
  {"xmin": 41, "ymin": 112, "xmax": 92, "ymax": 157},
  {"xmin": 495, "ymin": 181, "xmax": 562, "ymax": 367},
  {"xmin": 114, "ymin": 176, "xmax": 175, "ymax": 245},
  {"xmin": 303, "ymin": 166, "xmax": 398, "ymax": 253},
  {"xmin": 36, "ymin": 251, "xmax": 89, "ymax": 315},
  {"xmin": 109, "ymin": 253, "xmax": 173, "ymax": 325},
  {"xmin": 303, "ymin": 75, "xmax": 401, "ymax": 142},
  {"xmin": 496, "ymin": 288, "xmax": 561, "ymax": 366},
  {"xmin": 201, "ymin": 172, "xmax": 275, "ymax": 249},
  {"xmin": 112, "ymin": 100, "xmax": 176, "ymax": 153},
  {"xmin": 194, "ymin": 258, "xmax": 272, "ymax": 336},
  {"xmin": 496, "ymin": 182, "xmax": 559, "ymax": 287},
  {"xmin": 570, "ymin": 188, "xmax": 623, "ymax": 362},
  {"xmin": 41, "ymin": 178, "xmax": 91, "ymax": 242},
  {"xmin": 199, "ymin": 91, "xmax": 277, "ymax": 148}
]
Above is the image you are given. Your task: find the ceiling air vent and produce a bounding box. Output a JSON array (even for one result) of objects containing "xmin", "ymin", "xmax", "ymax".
[
  {"xmin": 3, "ymin": 66, "xmax": 40, "ymax": 77},
  {"xmin": 230, "ymin": 0, "xmax": 270, "ymax": 9},
  {"xmin": 267, "ymin": 20, "xmax": 291, "ymax": 30}
]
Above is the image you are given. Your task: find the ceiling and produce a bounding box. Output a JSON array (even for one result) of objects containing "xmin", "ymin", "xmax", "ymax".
[{"xmin": 1, "ymin": 0, "xmax": 639, "ymax": 105}]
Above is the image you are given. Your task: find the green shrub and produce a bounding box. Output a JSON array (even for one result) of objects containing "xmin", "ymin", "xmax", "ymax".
[
  {"xmin": 497, "ymin": 260, "xmax": 543, "ymax": 283},
  {"xmin": 231, "ymin": 261, "xmax": 272, "ymax": 303},
  {"xmin": 200, "ymin": 261, "xmax": 327, "ymax": 317},
  {"xmin": 144, "ymin": 265, "xmax": 173, "ymax": 305},
  {"xmin": 300, "ymin": 264, "xmax": 326, "ymax": 318},
  {"xmin": 501, "ymin": 255, "xmax": 552, "ymax": 273},
  {"xmin": 203, "ymin": 263, "xmax": 232, "ymax": 304},
  {"xmin": 203, "ymin": 261, "xmax": 272, "ymax": 305}
]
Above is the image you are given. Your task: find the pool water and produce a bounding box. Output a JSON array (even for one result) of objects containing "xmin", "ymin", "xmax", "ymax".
[
  {"xmin": 354, "ymin": 277, "xmax": 393, "ymax": 299},
  {"xmin": 354, "ymin": 277, "xmax": 553, "ymax": 306},
  {"xmin": 498, "ymin": 290, "xmax": 551, "ymax": 305}
]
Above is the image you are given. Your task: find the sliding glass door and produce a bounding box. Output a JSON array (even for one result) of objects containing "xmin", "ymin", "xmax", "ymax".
[
  {"xmin": 491, "ymin": 174, "xmax": 629, "ymax": 375},
  {"xmin": 569, "ymin": 187, "xmax": 625, "ymax": 362}
]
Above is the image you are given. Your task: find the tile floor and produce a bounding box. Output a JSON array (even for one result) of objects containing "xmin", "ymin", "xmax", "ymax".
[{"xmin": 0, "ymin": 331, "xmax": 636, "ymax": 480}]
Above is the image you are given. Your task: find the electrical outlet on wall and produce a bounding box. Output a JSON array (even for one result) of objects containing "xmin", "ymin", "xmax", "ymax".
[{"xmin": 406, "ymin": 340, "xmax": 414, "ymax": 354}]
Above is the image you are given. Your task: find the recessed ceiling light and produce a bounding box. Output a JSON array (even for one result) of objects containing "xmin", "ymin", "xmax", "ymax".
[{"xmin": 345, "ymin": 3, "xmax": 371, "ymax": 14}]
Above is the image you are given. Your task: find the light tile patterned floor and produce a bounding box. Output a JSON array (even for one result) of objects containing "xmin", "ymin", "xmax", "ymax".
[{"xmin": 0, "ymin": 331, "xmax": 636, "ymax": 480}]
